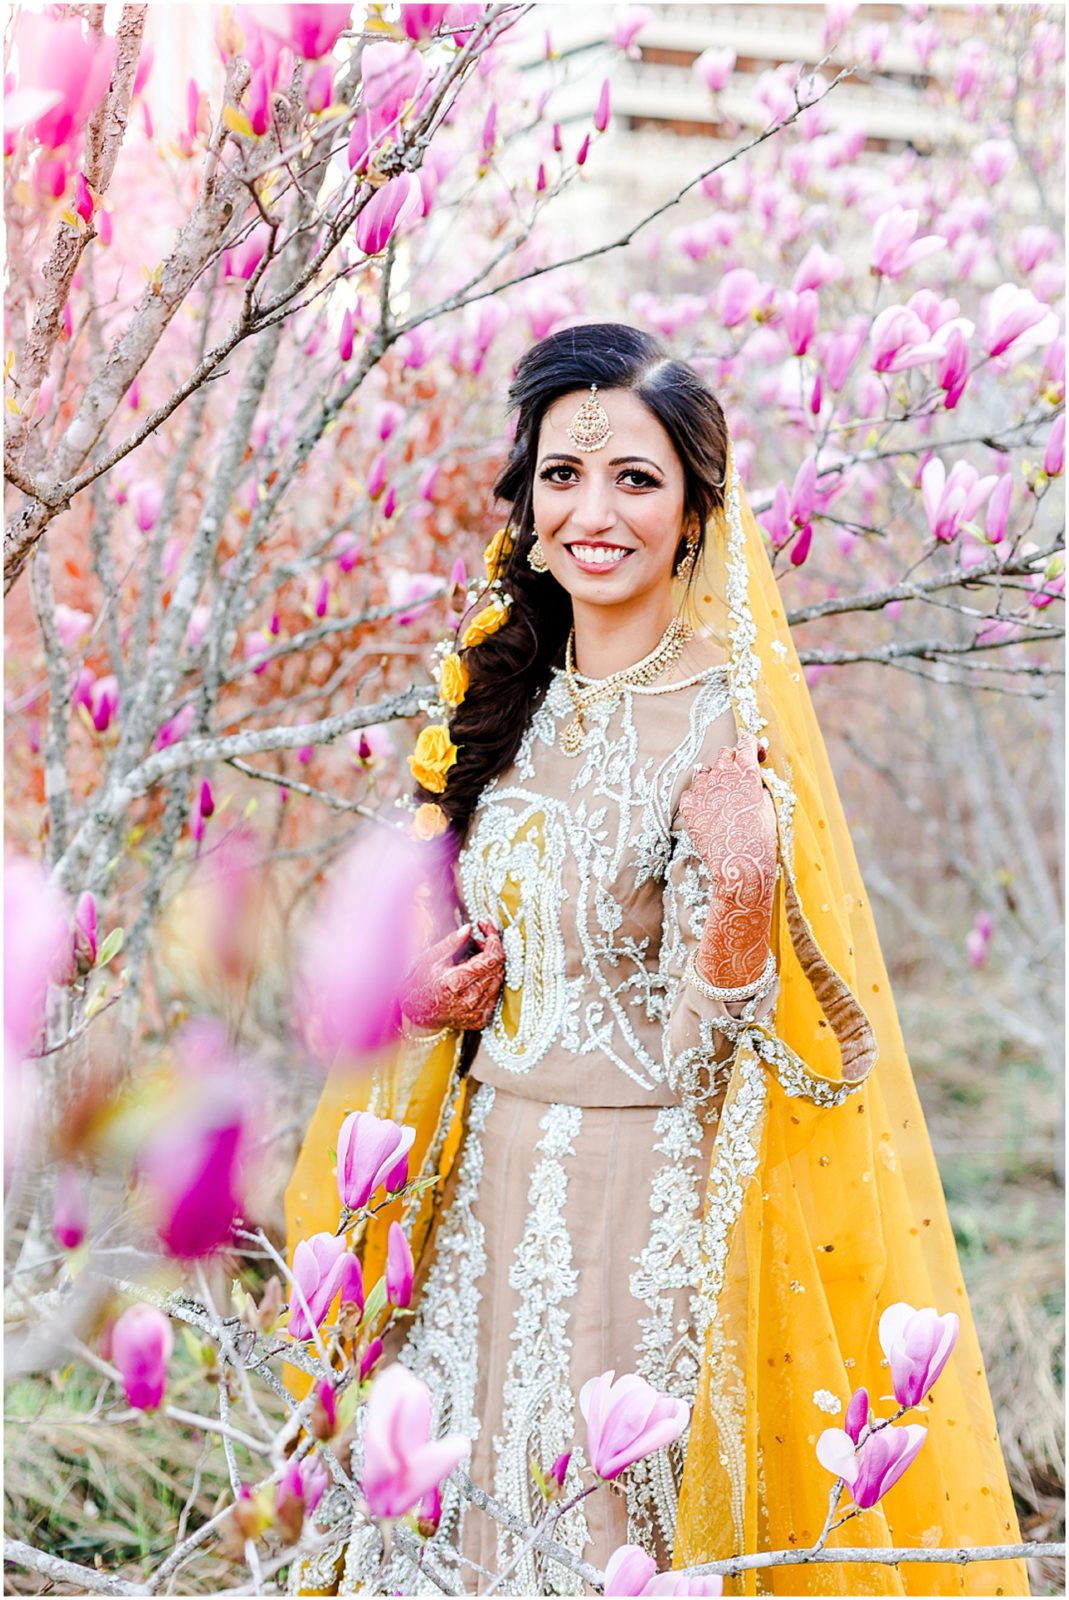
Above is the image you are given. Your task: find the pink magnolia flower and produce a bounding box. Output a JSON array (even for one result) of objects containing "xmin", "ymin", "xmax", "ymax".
[
  {"xmin": 579, "ymin": 1369, "xmax": 689, "ymax": 1481},
  {"xmin": 401, "ymin": 6, "xmax": 450, "ymax": 42},
  {"xmin": 334, "ymin": 531, "xmax": 362, "ymax": 572},
  {"xmin": 90, "ymin": 674, "xmax": 120, "ymax": 733},
  {"xmin": 277, "ymin": 1451, "xmax": 329, "ymax": 1515},
  {"xmin": 985, "ymin": 473, "xmax": 1013, "ymax": 542},
  {"xmin": 141, "ymin": 1095, "xmax": 245, "ymax": 1258},
  {"xmin": 191, "ymin": 780, "xmax": 215, "ymax": 845},
  {"xmin": 878, "ymin": 1302, "xmax": 960, "ymax": 1407},
  {"xmin": 362, "ymin": 1362, "xmax": 470, "ymax": 1516},
  {"xmin": 981, "ymin": 283, "xmax": 1061, "ymax": 360},
  {"xmin": 385, "ymin": 1220, "xmax": 414, "ymax": 1309},
  {"xmin": 387, "ymin": 568, "xmax": 440, "ymax": 624},
  {"xmin": 604, "ymin": 1545, "xmax": 657, "ymax": 1597},
  {"xmin": 921, "ymin": 458, "xmax": 999, "ymax": 542},
  {"xmin": 54, "ymin": 603, "xmax": 92, "ymax": 652},
  {"xmin": 1031, "ymin": 560, "xmax": 1064, "ymax": 610},
  {"xmin": 297, "ymin": 828, "xmax": 444, "ymax": 1066},
  {"xmin": 936, "ymin": 327, "xmax": 969, "ymax": 408},
  {"xmin": 694, "ymin": 45, "xmax": 736, "ymax": 91},
  {"xmin": 611, "ymin": 9, "xmax": 653, "ymax": 54},
  {"xmin": 1014, "ymin": 225, "xmax": 1059, "ymax": 276},
  {"xmin": 155, "ymin": 701, "xmax": 194, "ymax": 750},
  {"xmin": 130, "ymin": 479, "xmax": 163, "ymax": 533},
  {"xmin": 871, "ymin": 206, "xmax": 946, "ymax": 279},
  {"xmin": 360, "ymin": 1336, "xmax": 384, "ymax": 1380},
  {"xmin": 576, "ymin": 132, "xmax": 591, "ymax": 166},
  {"xmin": 338, "ymin": 308, "xmax": 354, "ymax": 363},
  {"xmin": 306, "ymin": 61, "xmax": 335, "ymax": 112},
  {"xmin": 12, "ymin": 11, "xmax": 116, "ymax": 151},
  {"xmin": 792, "ymin": 243, "xmax": 844, "ymax": 294},
  {"xmin": 336, "ymin": 1109, "xmax": 416, "ymax": 1213},
  {"xmin": 870, "ymin": 305, "xmax": 950, "ymax": 373},
  {"xmin": 965, "ymin": 912, "xmax": 994, "ymax": 969},
  {"xmin": 73, "ymin": 171, "xmax": 94, "ymax": 221},
  {"xmin": 112, "ymin": 1304, "xmax": 174, "ymax": 1411},
  {"xmin": 224, "ymin": 222, "xmax": 272, "ymax": 282},
  {"xmin": 818, "ymin": 328, "xmax": 864, "ymax": 389},
  {"xmin": 715, "ymin": 268, "xmax": 761, "ymax": 328},
  {"xmin": 355, "ymin": 172, "xmax": 422, "ymax": 255},
  {"xmin": 593, "ymin": 78, "xmax": 612, "ymax": 134},
  {"xmin": 781, "ymin": 289, "xmax": 819, "ymax": 355},
  {"xmin": 359, "ymin": 40, "xmax": 425, "ymax": 141},
  {"xmin": 52, "ymin": 1164, "xmax": 88, "ymax": 1249},
  {"xmin": 288, "ymin": 1231, "xmax": 363, "ymax": 1341},
  {"xmin": 970, "ymin": 138, "xmax": 1016, "ymax": 186},
  {"xmin": 858, "ymin": 1423, "xmax": 928, "ymax": 1508},
  {"xmin": 244, "ymin": 4, "xmax": 352, "ymax": 59},
  {"xmin": 71, "ymin": 890, "xmax": 98, "ymax": 973},
  {"xmin": 546, "ymin": 1450, "xmax": 571, "ymax": 1492},
  {"xmin": 4, "ymin": 856, "xmax": 69, "ymax": 1061},
  {"xmin": 844, "ymin": 1385, "xmax": 869, "ymax": 1444},
  {"xmin": 415, "ymin": 1480, "xmax": 442, "ymax": 1536},
  {"xmin": 1043, "ymin": 414, "xmax": 1065, "ymax": 478}
]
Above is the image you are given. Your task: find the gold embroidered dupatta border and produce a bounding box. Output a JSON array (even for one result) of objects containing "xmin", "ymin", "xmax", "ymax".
[{"xmin": 282, "ymin": 434, "xmax": 1028, "ymax": 1598}]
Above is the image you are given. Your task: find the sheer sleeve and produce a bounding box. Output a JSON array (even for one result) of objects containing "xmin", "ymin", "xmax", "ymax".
[{"xmin": 656, "ymin": 715, "xmax": 780, "ymax": 1124}]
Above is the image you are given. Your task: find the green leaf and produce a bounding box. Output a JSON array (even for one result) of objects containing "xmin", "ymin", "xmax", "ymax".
[
  {"xmin": 358, "ymin": 1276, "xmax": 388, "ymax": 1334},
  {"xmin": 336, "ymin": 1380, "xmax": 362, "ymax": 1431},
  {"xmin": 97, "ymin": 927, "xmax": 124, "ymax": 967}
]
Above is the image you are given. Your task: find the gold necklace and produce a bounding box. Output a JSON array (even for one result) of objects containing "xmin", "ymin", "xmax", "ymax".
[{"xmin": 559, "ymin": 615, "xmax": 693, "ymax": 755}]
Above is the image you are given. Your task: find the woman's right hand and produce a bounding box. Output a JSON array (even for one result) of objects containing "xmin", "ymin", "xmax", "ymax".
[{"xmin": 400, "ymin": 919, "xmax": 506, "ymax": 1032}]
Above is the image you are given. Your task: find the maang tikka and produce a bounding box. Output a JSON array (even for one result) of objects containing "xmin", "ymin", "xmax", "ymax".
[{"xmin": 566, "ymin": 383, "xmax": 613, "ymax": 452}]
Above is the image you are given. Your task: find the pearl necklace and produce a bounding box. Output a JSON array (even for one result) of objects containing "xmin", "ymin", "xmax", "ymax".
[{"xmin": 559, "ymin": 615, "xmax": 693, "ymax": 755}]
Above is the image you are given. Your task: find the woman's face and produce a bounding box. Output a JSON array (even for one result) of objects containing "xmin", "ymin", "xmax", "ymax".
[{"xmin": 532, "ymin": 387, "xmax": 693, "ymax": 608}]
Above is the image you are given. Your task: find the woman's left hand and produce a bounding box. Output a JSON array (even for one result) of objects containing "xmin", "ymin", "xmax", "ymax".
[{"xmin": 679, "ymin": 733, "xmax": 778, "ymax": 989}]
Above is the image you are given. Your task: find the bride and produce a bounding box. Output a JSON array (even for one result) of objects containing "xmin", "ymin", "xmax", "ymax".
[{"xmin": 285, "ymin": 322, "xmax": 1026, "ymax": 1597}]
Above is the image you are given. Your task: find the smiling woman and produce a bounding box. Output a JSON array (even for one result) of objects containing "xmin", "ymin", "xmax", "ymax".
[{"xmin": 286, "ymin": 322, "xmax": 1027, "ymax": 1598}]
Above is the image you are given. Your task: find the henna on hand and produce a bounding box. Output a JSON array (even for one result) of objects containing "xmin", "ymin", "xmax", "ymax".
[
  {"xmin": 678, "ymin": 733, "xmax": 778, "ymax": 989},
  {"xmin": 400, "ymin": 919, "xmax": 506, "ymax": 1031}
]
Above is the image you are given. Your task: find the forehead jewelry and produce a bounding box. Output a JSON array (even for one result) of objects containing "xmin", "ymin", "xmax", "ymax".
[{"xmin": 566, "ymin": 383, "xmax": 613, "ymax": 452}]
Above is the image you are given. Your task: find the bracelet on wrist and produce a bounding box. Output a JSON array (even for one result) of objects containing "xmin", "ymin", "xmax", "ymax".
[{"xmin": 684, "ymin": 946, "xmax": 777, "ymax": 1005}]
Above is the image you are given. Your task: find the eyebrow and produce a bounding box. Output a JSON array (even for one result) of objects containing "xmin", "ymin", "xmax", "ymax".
[{"xmin": 537, "ymin": 452, "xmax": 664, "ymax": 470}]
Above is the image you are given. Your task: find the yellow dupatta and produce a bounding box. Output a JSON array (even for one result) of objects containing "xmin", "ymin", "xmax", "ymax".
[{"xmin": 284, "ymin": 432, "xmax": 1027, "ymax": 1596}]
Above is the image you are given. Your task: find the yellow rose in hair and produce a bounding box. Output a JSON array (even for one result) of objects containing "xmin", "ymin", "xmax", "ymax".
[
  {"xmin": 410, "ymin": 802, "xmax": 449, "ymax": 840},
  {"xmin": 461, "ymin": 596, "xmax": 510, "ymax": 648},
  {"xmin": 483, "ymin": 526, "xmax": 514, "ymax": 580},
  {"xmin": 438, "ymin": 651, "xmax": 470, "ymax": 708},
  {"xmin": 408, "ymin": 724, "xmax": 459, "ymax": 794}
]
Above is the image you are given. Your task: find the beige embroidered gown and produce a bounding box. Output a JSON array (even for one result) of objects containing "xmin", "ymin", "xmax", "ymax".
[{"xmin": 334, "ymin": 632, "xmax": 770, "ymax": 1597}]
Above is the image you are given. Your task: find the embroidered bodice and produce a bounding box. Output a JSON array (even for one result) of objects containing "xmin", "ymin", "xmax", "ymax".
[{"xmin": 457, "ymin": 631, "xmax": 743, "ymax": 1121}]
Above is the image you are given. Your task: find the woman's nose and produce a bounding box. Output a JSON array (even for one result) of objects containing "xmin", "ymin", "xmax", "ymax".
[{"xmin": 569, "ymin": 476, "xmax": 617, "ymax": 534}]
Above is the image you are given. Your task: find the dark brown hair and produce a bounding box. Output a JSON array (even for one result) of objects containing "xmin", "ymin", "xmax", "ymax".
[{"xmin": 417, "ymin": 322, "xmax": 729, "ymax": 858}]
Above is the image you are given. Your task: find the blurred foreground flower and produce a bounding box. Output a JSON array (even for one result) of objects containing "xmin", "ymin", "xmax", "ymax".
[
  {"xmin": 10, "ymin": 10, "xmax": 116, "ymax": 151},
  {"xmin": 296, "ymin": 826, "xmax": 446, "ymax": 1067},
  {"xmin": 361, "ymin": 1362, "xmax": 470, "ymax": 1516},
  {"xmin": 580, "ymin": 1369, "xmax": 689, "ymax": 1481},
  {"xmin": 4, "ymin": 856, "xmax": 69, "ymax": 1055},
  {"xmin": 139, "ymin": 1085, "xmax": 245, "ymax": 1258},
  {"xmin": 52, "ymin": 1164, "xmax": 88, "ymax": 1249},
  {"xmin": 112, "ymin": 1304, "xmax": 174, "ymax": 1411}
]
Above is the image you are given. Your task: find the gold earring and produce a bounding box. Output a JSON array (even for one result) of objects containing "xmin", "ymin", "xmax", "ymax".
[
  {"xmin": 528, "ymin": 536, "xmax": 549, "ymax": 573},
  {"xmin": 675, "ymin": 531, "xmax": 699, "ymax": 582}
]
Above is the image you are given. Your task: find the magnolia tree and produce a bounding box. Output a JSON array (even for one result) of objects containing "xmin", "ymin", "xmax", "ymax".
[{"xmin": 3, "ymin": 1, "xmax": 1064, "ymax": 1593}]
